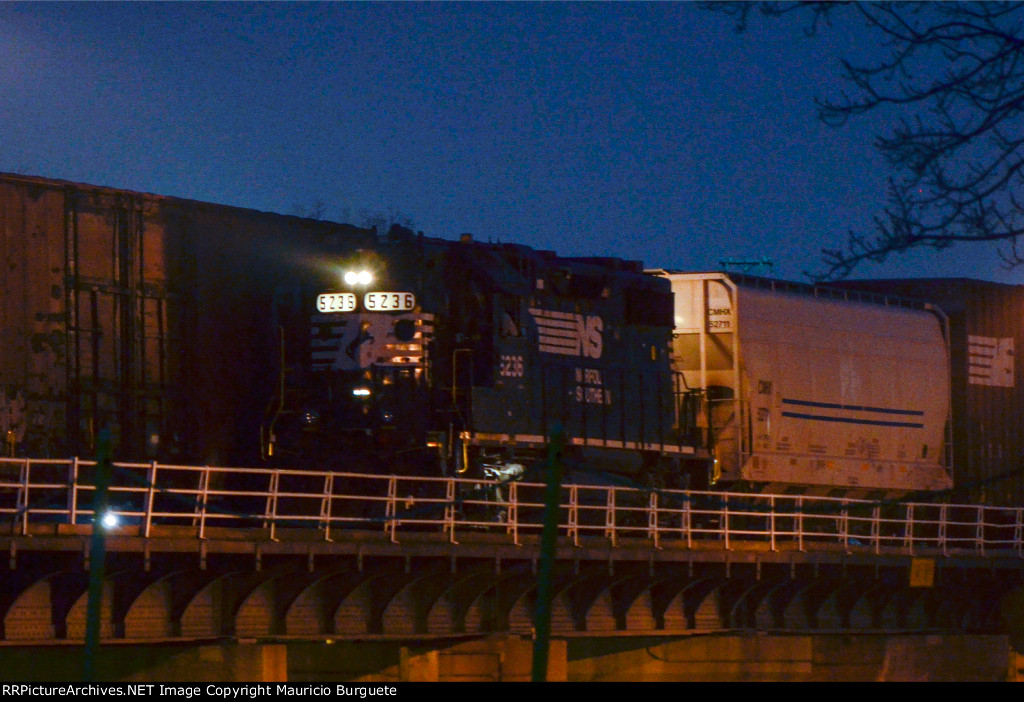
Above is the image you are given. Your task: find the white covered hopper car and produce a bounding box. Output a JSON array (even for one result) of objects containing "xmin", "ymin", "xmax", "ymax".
[{"xmin": 652, "ymin": 272, "xmax": 953, "ymax": 497}]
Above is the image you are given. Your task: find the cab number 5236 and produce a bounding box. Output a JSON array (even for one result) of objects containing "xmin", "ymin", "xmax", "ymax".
[{"xmin": 499, "ymin": 355, "xmax": 524, "ymax": 378}]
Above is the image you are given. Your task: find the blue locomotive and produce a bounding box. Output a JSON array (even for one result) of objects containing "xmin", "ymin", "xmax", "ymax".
[{"xmin": 263, "ymin": 227, "xmax": 701, "ymax": 489}]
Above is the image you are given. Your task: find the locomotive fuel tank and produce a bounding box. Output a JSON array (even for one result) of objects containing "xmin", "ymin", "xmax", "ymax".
[{"xmin": 652, "ymin": 271, "xmax": 953, "ymax": 496}]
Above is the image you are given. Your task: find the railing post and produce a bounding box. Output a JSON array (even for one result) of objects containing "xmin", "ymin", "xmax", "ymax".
[
  {"xmin": 508, "ymin": 481, "xmax": 519, "ymax": 546},
  {"xmin": 385, "ymin": 475, "xmax": 397, "ymax": 527},
  {"xmin": 648, "ymin": 491, "xmax": 659, "ymax": 549},
  {"xmin": 769, "ymin": 495, "xmax": 776, "ymax": 552},
  {"xmin": 18, "ymin": 458, "xmax": 30, "ymax": 536},
  {"xmin": 387, "ymin": 476, "xmax": 399, "ymax": 544},
  {"xmin": 905, "ymin": 503, "xmax": 915, "ymax": 555},
  {"xmin": 321, "ymin": 473, "xmax": 334, "ymax": 542},
  {"xmin": 976, "ymin": 505, "xmax": 985, "ymax": 556},
  {"xmin": 568, "ymin": 485, "xmax": 579, "ymax": 547},
  {"xmin": 939, "ymin": 503, "xmax": 948, "ymax": 557},
  {"xmin": 683, "ymin": 492, "xmax": 692, "ymax": 549},
  {"xmin": 1016, "ymin": 507, "xmax": 1023, "ymax": 558},
  {"xmin": 723, "ymin": 495, "xmax": 730, "ymax": 551},
  {"xmin": 144, "ymin": 461, "xmax": 157, "ymax": 538},
  {"xmin": 268, "ymin": 470, "xmax": 280, "ymax": 542},
  {"xmin": 606, "ymin": 487, "xmax": 616, "ymax": 547},
  {"xmin": 197, "ymin": 468, "xmax": 209, "ymax": 540},
  {"xmin": 69, "ymin": 457, "xmax": 80, "ymax": 525},
  {"xmin": 872, "ymin": 504, "xmax": 881, "ymax": 555},
  {"xmin": 841, "ymin": 500, "xmax": 849, "ymax": 552},
  {"xmin": 444, "ymin": 478, "xmax": 457, "ymax": 544},
  {"xmin": 264, "ymin": 470, "xmax": 280, "ymax": 534},
  {"xmin": 797, "ymin": 496, "xmax": 805, "ymax": 553}
]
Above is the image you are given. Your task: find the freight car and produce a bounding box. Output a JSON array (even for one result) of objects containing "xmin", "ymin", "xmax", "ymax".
[
  {"xmin": 828, "ymin": 277, "xmax": 1024, "ymax": 507},
  {"xmin": 0, "ymin": 171, "xmax": 374, "ymax": 465},
  {"xmin": 649, "ymin": 271, "xmax": 954, "ymax": 499},
  {"xmin": 263, "ymin": 229, "xmax": 701, "ymax": 488}
]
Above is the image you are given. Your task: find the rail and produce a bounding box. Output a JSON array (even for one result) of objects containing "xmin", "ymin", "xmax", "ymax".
[{"xmin": 0, "ymin": 457, "xmax": 1021, "ymax": 556}]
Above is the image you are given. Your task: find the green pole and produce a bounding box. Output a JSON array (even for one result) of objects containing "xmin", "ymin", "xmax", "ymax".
[
  {"xmin": 532, "ymin": 422, "xmax": 565, "ymax": 682},
  {"xmin": 83, "ymin": 427, "xmax": 112, "ymax": 682}
]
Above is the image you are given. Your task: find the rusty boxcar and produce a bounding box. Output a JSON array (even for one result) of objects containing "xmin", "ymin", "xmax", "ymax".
[{"xmin": 0, "ymin": 172, "xmax": 371, "ymax": 464}]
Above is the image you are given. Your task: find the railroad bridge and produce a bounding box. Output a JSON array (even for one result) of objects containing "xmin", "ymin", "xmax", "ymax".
[{"xmin": 1, "ymin": 457, "xmax": 1022, "ymax": 681}]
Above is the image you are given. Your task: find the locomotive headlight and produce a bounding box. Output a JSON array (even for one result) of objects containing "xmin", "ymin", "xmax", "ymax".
[
  {"xmin": 344, "ymin": 270, "xmax": 374, "ymax": 286},
  {"xmin": 101, "ymin": 511, "xmax": 119, "ymax": 529},
  {"xmin": 352, "ymin": 387, "xmax": 372, "ymax": 397}
]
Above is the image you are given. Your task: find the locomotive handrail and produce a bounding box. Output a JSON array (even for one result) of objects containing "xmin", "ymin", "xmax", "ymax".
[{"xmin": 0, "ymin": 456, "xmax": 1021, "ymax": 558}]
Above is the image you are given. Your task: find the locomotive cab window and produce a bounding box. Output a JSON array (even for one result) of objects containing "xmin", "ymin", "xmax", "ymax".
[{"xmin": 498, "ymin": 295, "xmax": 522, "ymax": 337}]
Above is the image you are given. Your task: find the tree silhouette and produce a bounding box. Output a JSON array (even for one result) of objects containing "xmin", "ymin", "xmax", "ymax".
[{"xmin": 710, "ymin": 2, "xmax": 1024, "ymax": 279}]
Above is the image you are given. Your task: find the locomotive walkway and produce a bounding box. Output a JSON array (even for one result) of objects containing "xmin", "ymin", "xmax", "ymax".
[{"xmin": 0, "ymin": 456, "xmax": 1021, "ymax": 647}]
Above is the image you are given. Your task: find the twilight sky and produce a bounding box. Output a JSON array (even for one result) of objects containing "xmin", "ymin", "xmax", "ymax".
[{"xmin": 2, "ymin": 1, "xmax": 1018, "ymax": 283}]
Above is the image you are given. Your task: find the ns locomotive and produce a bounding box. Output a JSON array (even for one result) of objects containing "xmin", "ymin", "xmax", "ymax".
[{"xmin": 263, "ymin": 229, "xmax": 702, "ymax": 490}]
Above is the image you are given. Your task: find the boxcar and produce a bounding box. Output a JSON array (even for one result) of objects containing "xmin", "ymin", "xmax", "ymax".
[{"xmin": 0, "ymin": 172, "xmax": 372, "ymax": 464}]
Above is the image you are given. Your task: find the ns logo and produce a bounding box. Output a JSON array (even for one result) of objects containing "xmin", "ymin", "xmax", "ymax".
[{"xmin": 528, "ymin": 308, "xmax": 603, "ymax": 359}]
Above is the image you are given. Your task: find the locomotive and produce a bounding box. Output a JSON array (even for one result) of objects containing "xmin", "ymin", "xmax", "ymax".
[{"xmin": 262, "ymin": 227, "xmax": 702, "ymax": 491}]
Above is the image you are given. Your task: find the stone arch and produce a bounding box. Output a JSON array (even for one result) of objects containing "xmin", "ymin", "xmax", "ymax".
[
  {"xmin": 724, "ymin": 578, "xmax": 777, "ymax": 629},
  {"xmin": 880, "ymin": 588, "xmax": 928, "ymax": 630},
  {"xmin": 508, "ymin": 590, "xmax": 574, "ymax": 635},
  {"xmin": 379, "ymin": 565, "xmax": 459, "ymax": 636},
  {"xmin": 426, "ymin": 569, "xmax": 503, "ymax": 635},
  {"xmin": 176, "ymin": 568, "xmax": 284, "ymax": 639},
  {"xmin": 286, "ymin": 579, "xmax": 333, "ymax": 637},
  {"xmin": 234, "ymin": 579, "xmax": 277, "ymax": 638},
  {"xmin": 463, "ymin": 569, "xmax": 537, "ymax": 634},
  {"xmin": 122, "ymin": 576, "xmax": 175, "ymax": 639},
  {"xmin": 335, "ymin": 577, "xmax": 385, "ymax": 636},
  {"xmin": 4, "ymin": 578, "xmax": 56, "ymax": 641},
  {"xmin": 622, "ymin": 589, "xmax": 657, "ymax": 632},
  {"xmin": 686, "ymin": 578, "xmax": 728, "ymax": 630},
  {"xmin": 64, "ymin": 580, "xmax": 115, "ymax": 641},
  {"xmin": 585, "ymin": 589, "xmax": 617, "ymax": 633},
  {"xmin": 754, "ymin": 579, "xmax": 808, "ymax": 630},
  {"xmin": 779, "ymin": 581, "xmax": 820, "ymax": 630}
]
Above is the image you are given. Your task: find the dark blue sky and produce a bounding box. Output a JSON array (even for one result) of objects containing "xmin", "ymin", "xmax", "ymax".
[{"xmin": 2, "ymin": 2, "xmax": 1017, "ymax": 283}]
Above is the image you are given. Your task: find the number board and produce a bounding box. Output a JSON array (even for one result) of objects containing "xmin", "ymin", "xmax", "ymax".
[
  {"xmin": 364, "ymin": 292, "xmax": 415, "ymax": 312},
  {"xmin": 316, "ymin": 292, "xmax": 357, "ymax": 313}
]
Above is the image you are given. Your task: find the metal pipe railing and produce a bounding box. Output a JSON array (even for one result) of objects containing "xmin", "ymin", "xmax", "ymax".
[{"xmin": 0, "ymin": 456, "xmax": 1021, "ymax": 557}]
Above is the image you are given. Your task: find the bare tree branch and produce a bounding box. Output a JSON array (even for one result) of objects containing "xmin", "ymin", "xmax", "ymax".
[{"xmin": 705, "ymin": 1, "xmax": 1024, "ymax": 279}]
